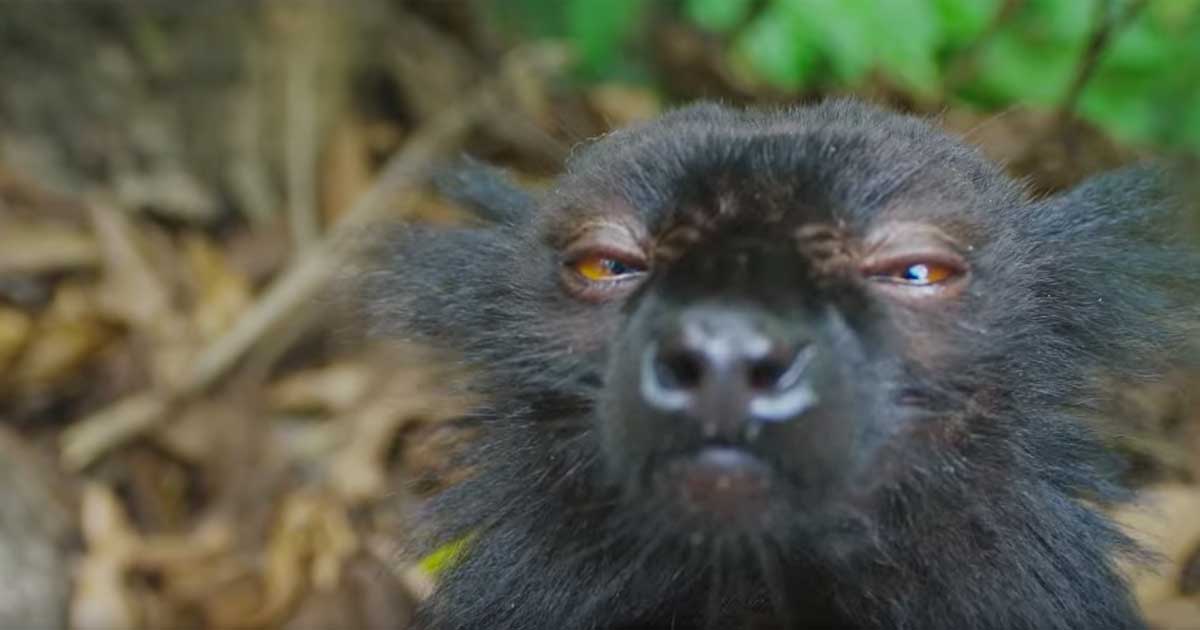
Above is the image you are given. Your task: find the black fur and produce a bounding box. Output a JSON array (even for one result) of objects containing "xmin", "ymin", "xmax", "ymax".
[
  {"xmin": 432, "ymin": 156, "xmax": 536, "ymax": 225},
  {"xmin": 364, "ymin": 99, "xmax": 1200, "ymax": 629}
]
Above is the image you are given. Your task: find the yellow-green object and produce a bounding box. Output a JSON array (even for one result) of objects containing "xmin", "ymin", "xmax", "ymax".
[{"xmin": 419, "ymin": 534, "xmax": 473, "ymax": 577}]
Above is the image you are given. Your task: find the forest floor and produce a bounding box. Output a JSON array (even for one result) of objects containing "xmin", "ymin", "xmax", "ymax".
[{"xmin": 0, "ymin": 3, "xmax": 1198, "ymax": 628}]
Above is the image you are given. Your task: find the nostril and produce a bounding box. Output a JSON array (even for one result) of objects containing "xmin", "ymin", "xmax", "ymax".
[
  {"xmin": 749, "ymin": 344, "xmax": 815, "ymax": 392},
  {"xmin": 654, "ymin": 349, "xmax": 705, "ymax": 390},
  {"xmin": 748, "ymin": 357, "xmax": 789, "ymax": 390},
  {"xmin": 641, "ymin": 344, "xmax": 700, "ymax": 412}
]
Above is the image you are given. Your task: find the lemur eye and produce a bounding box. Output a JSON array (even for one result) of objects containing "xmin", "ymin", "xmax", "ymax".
[
  {"xmin": 562, "ymin": 247, "xmax": 648, "ymax": 302},
  {"xmin": 880, "ymin": 261, "xmax": 958, "ymax": 286},
  {"xmin": 859, "ymin": 222, "xmax": 969, "ymax": 296},
  {"xmin": 570, "ymin": 253, "xmax": 646, "ymax": 282},
  {"xmin": 560, "ymin": 223, "xmax": 649, "ymax": 302},
  {"xmin": 862, "ymin": 251, "xmax": 966, "ymax": 294}
]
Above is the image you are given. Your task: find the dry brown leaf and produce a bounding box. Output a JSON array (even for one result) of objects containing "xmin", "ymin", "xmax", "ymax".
[
  {"xmin": 73, "ymin": 553, "xmax": 141, "ymax": 630},
  {"xmin": 281, "ymin": 551, "xmax": 416, "ymax": 630},
  {"xmin": 184, "ymin": 233, "xmax": 253, "ymax": 343},
  {"xmin": 328, "ymin": 397, "xmax": 409, "ymax": 503},
  {"xmin": 73, "ymin": 483, "xmax": 240, "ymax": 629},
  {"xmin": 233, "ymin": 491, "xmax": 359, "ymax": 628},
  {"xmin": 273, "ymin": 421, "xmax": 344, "ymax": 469},
  {"xmin": 90, "ymin": 203, "xmax": 198, "ymax": 390},
  {"xmin": 587, "ymin": 83, "xmax": 662, "ymax": 127},
  {"xmin": 0, "ymin": 220, "xmax": 100, "ymax": 274},
  {"xmin": 72, "ymin": 484, "xmax": 141, "ymax": 630},
  {"xmin": 131, "ymin": 521, "xmax": 243, "ymax": 627},
  {"xmin": 0, "ymin": 305, "xmax": 32, "ymax": 374},
  {"xmin": 1115, "ymin": 484, "xmax": 1200, "ymax": 612},
  {"xmin": 155, "ymin": 399, "xmax": 244, "ymax": 463},
  {"xmin": 13, "ymin": 283, "xmax": 113, "ymax": 390},
  {"xmin": 201, "ymin": 573, "xmax": 268, "ymax": 630},
  {"xmin": 327, "ymin": 367, "xmax": 464, "ymax": 503},
  {"xmin": 267, "ymin": 361, "xmax": 372, "ymax": 415},
  {"xmin": 79, "ymin": 484, "xmax": 138, "ymax": 553},
  {"xmin": 89, "ymin": 204, "xmax": 174, "ymax": 329}
]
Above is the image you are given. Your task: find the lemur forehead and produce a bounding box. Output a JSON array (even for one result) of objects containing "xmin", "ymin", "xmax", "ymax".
[{"xmin": 652, "ymin": 219, "xmax": 861, "ymax": 270}]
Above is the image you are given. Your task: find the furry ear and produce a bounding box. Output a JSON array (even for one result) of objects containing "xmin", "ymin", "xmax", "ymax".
[
  {"xmin": 1023, "ymin": 164, "xmax": 1200, "ymax": 376},
  {"xmin": 362, "ymin": 156, "xmax": 543, "ymax": 350},
  {"xmin": 433, "ymin": 156, "xmax": 537, "ymax": 225},
  {"xmin": 362, "ymin": 225, "xmax": 527, "ymax": 343},
  {"xmin": 359, "ymin": 221, "xmax": 575, "ymax": 386}
]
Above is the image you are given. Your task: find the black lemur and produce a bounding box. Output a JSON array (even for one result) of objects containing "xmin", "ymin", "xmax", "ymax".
[{"xmin": 365, "ymin": 99, "xmax": 1200, "ymax": 629}]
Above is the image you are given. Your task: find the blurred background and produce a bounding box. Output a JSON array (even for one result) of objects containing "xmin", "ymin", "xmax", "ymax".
[{"xmin": 1, "ymin": 1, "xmax": 1199, "ymax": 628}]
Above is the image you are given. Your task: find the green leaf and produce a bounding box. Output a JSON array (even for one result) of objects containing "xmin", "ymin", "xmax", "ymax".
[
  {"xmin": 780, "ymin": 0, "xmax": 875, "ymax": 82},
  {"xmin": 1079, "ymin": 79, "xmax": 1159, "ymax": 141},
  {"xmin": 1180, "ymin": 97, "xmax": 1200, "ymax": 152},
  {"xmin": 871, "ymin": 0, "xmax": 942, "ymax": 94},
  {"xmin": 565, "ymin": 0, "xmax": 646, "ymax": 77},
  {"xmin": 735, "ymin": 6, "xmax": 823, "ymax": 88},
  {"xmin": 674, "ymin": 0, "xmax": 1200, "ymax": 156},
  {"xmin": 933, "ymin": 0, "xmax": 1001, "ymax": 46},
  {"xmin": 1149, "ymin": 0, "xmax": 1200, "ymax": 29},
  {"xmin": 685, "ymin": 0, "xmax": 755, "ymax": 33},
  {"xmin": 1025, "ymin": 0, "xmax": 1096, "ymax": 43},
  {"xmin": 1103, "ymin": 14, "xmax": 1173, "ymax": 70},
  {"xmin": 498, "ymin": 0, "xmax": 569, "ymax": 37},
  {"xmin": 964, "ymin": 32, "xmax": 1080, "ymax": 104}
]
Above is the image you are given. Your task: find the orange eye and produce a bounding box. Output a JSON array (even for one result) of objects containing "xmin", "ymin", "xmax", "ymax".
[
  {"xmin": 572, "ymin": 254, "xmax": 644, "ymax": 282},
  {"xmin": 873, "ymin": 261, "xmax": 960, "ymax": 286},
  {"xmin": 895, "ymin": 262, "xmax": 954, "ymax": 285}
]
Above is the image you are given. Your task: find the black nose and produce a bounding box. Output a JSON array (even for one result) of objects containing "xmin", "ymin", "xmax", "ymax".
[{"xmin": 641, "ymin": 306, "xmax": 818, "ymax": 435}]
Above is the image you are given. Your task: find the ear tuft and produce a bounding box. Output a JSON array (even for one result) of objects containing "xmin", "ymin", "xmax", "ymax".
[
  {"xmin": 433, "ymin": 156, "xmax": 537, "ymax": 225},
  {"xmin": 1029, "ymin": 163, "xmax": 1200, "ymax": 373}
]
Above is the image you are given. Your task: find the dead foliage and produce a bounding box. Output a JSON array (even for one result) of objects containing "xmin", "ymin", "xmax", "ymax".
[{"xmin": 0, "ymin": 3, "xmax": 1195, "ymax": 628}]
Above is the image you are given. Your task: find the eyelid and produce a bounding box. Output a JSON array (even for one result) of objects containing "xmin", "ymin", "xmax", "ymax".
[
  {"xmin": 563, "ymin": 244, "xmax": 648, "ymax": 272},
  {"xmin": 859, "ymin": 250, "xmax": 966, "ymax": 278},
  {"xmin": 562, "ymin": 222, "xmax": 650, "ymax": 274},
  {"xmin": 560, "ymin": 220, "xmax": 646, "ymax": 254}
]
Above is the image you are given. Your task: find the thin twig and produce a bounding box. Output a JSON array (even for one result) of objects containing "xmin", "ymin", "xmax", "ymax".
[{"xmin": 1053, "ymin": 0, "xmax": 1148, "ymax": 125}]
